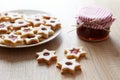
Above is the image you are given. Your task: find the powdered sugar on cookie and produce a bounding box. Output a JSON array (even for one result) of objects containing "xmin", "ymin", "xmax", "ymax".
[
  {"xmin": 0, "ymin": 22, "xmax": 9, "ymax": 34},
  {"xmin": 56, "ymin": 58, "xmax": 81, "ymax": 74},
  {"xmin": 36, "ymin": 49, "xmax": 57, "ymax": 65},
  {"xmin": 36, "ymin": 25, "xmax": 54, "ymax": 38},
  {"xmin": 25, "ymin": 15, "xmax": 44, "ymax": 27},
  {"xmin": 0, "ymin": 12, "xmax": 61, "ymax": 46},
  {"xmin": 3, "ymin": 33, "xmax": 23, "ymax": 46},
  {"xmin": 45, "ymin": 17, "xmax": 61, "ymax": 31},
  {"xmin": 64, "ymin": 47, "xmax": 87, "ymax": 60}
]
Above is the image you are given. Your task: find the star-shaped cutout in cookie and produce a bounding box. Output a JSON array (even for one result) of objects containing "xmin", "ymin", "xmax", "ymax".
[
  {"xmin": 56, "ymin": 58, "xmax": 81, "ymax": 74},
  {"xmin": 64, "ymin": 47, "xmax": 87, "ymax": 60},
  {"xmin": 36, "ymin": 49, "xmax": 57, "ymax": 65}
]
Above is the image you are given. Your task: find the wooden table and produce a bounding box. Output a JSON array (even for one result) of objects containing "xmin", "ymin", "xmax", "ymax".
[{"xmin": 0, "ymin": 0, "xmax": 120, "ymax": 80}]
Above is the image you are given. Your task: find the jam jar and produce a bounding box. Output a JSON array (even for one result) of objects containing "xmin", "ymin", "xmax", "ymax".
[{"xmin": 76, "ymin": 5, "xmax": 115, "ymax": 41}]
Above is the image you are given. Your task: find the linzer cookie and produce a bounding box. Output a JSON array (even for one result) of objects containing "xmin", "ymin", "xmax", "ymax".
[
  {"xmin": 36, "ymin": 49, "xmax": 57, "ymax": 65},
  {"xmin": 36, "ymin": 25, "xmax": 54, "ymax": 38},
  {"xmin": 0, "ymin": 35, "xmax": 4, "ymax": 44},
  {"xmin": 3, "ymin": 33, "xmax": 23, "ymax": 46},
  {"xmin": 16, "ymin": 26, "xmax": 35, "ymax": 38},
  {"xmin": 41, "ymin": 14, "xmax": 51, "ymax": 20},
  {"xmin": 76, "ymin": 5, "xmax": 115, "ymax": 41},
  {"xmin": 25, "ymin": 15, "xmax": 44, "ymax": 27},
  {"xmin": 24, "ymin": 34, "xmax": 42, "ymax": 44},
  {"xmin": 56, "ymin": 58, "xmax": 81, "ymax": 74},
  {"xmin": 10, "ymin": 19, "xmax": 30, "ymax": 30},
  {"xmin": 64, "ymin": 47, "xmax": 86, "ymax": 60},
  {"xmin": 0, "ymin": 12, "xmax": 23, "ymax": 22},
  {"xmin": 44, "ymin": 17, "xmax": 61, "ymax": 31},
  {"xmin": 0, "ymin": 22, "xmax": 9, "ymax": 34},
  {"xmin": 0, "ymin": 14, "xmax": 2, "ymax": 22}
]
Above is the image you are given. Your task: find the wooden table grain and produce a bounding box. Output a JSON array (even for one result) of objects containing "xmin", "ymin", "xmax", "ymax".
[{"xmin": 0, "ymin": 0, "xmax": 120, "ymax": 80}]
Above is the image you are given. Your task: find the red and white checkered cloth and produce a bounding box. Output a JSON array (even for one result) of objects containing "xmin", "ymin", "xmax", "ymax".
[{"xmin": 76, "ymin": 5, "xmax": 115, "ymax": 29}]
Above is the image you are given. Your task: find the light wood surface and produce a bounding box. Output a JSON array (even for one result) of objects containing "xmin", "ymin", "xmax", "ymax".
[{"xmin": 0, "ymin": 0, "xmax": 120, "ymax": 80}]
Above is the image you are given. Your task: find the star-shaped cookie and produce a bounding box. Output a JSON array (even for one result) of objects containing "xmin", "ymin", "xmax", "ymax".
[
  {"xmin": 25, "ymin": 15, "xmax": 44, "ymax": 27},
  {"xmin": 0, "ymin": 22, "xmax": 9, "ymax": 34},
  {"xmin": 36, "ymin": 49, "xmax": 57, "ymax": 65},
  {"xmin": 64, "ymin": 47, "xmax": 87, "ymax": 60},
  {"xmin": 36, "ymin": 25, "xmax": 54, "ymax": 38},
  {"xmin": 16, "ymin": 26, "xmax": 35, "ymax": 38},
  {"xmin": 0, "ymin": 35, "xmax": 4, "ymax": 44},
  {"xmin": 56, "ymin": 58, "xmax": 81, "ymax": 74},
  {"xmin": 3, "ymin": 33, "xmax": 23, "ymax": 46},
  {"xmin": 0, "ymin": 12, "xmax": 23, "ymax": 22},
  {"xmin": 44, "ymin": 17, "xmax": 61, "ymax": 31},
  {"xmin": 24, "ymin": 34, "xmax": 42, "ymax": 44},
  {"xmin": 11, "ymin": 19, "xmax": 30, "ymax": 30}
]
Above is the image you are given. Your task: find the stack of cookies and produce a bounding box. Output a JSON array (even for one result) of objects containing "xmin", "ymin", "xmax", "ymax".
[{"xmin": 0, "ymin": 12, "xmax": 61, "ymax": 46}]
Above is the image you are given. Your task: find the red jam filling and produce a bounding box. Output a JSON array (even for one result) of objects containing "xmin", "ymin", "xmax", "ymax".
[
  {"xmin": 0, "ymin": 24, "xmax": 5, "ymax": 28},
  {"xmin": 18, "ymin": 21, "xmax": 24, "ymax": 24},
  {"xmin": 9, "ymin": 35, "xmax": 17, "ymax": 41},
  {"xmin": 35, "ymin": 18, "xmax": 40, "ymax": 21},
  {"xmin": 65, "ymin": 62, "xmax": 72, "ymax": 65},
  {"xmin": 70, "ymin": 48, "xmax": 79, "ymax": 54},
  {"xmin": 41, "ymin": 27, "xmax": 47, "ymax": 30},
  {"xmin": 23, "ymin": 28, "xmax": 31, "ymax": 32},
  {"xmin": 50, "ymin": 20, "xmax": 55, "ymax": 23},
  {"xmin": 43, "ymin": 52, "xmax": 50, "ymax": 56}
]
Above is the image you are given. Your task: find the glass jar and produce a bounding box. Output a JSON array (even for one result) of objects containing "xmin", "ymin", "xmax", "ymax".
[
  {"xmin": 76, "ymin": 5, "xmax": 115, "ymax": 41},
  {"xmin": 77, "ymin": 26, "xmax": 110, "ymax": 41}
]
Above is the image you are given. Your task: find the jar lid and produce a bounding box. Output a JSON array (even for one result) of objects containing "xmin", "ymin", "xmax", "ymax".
[
  {"xmin": 77, "ymin": 5, "xmax": 112, "ymax": 21},
  {"xmin": 76, "ymin": 5, "xmax": 115, "ymax": 29}
]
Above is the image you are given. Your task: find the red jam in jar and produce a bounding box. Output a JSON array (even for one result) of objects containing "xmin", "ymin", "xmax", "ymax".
[
  {"xmin": 77, "ymin": 26, "xmax": 110, "ymax": 41},
  {"xmin": 76, "ymin": 5, "xmax": 115, "ymax": 41}
]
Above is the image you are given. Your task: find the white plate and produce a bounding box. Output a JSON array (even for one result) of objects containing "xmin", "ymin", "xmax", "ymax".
[{"xmin": 0, "ymin": 10, "xmax": 62, "ymax": 48}]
